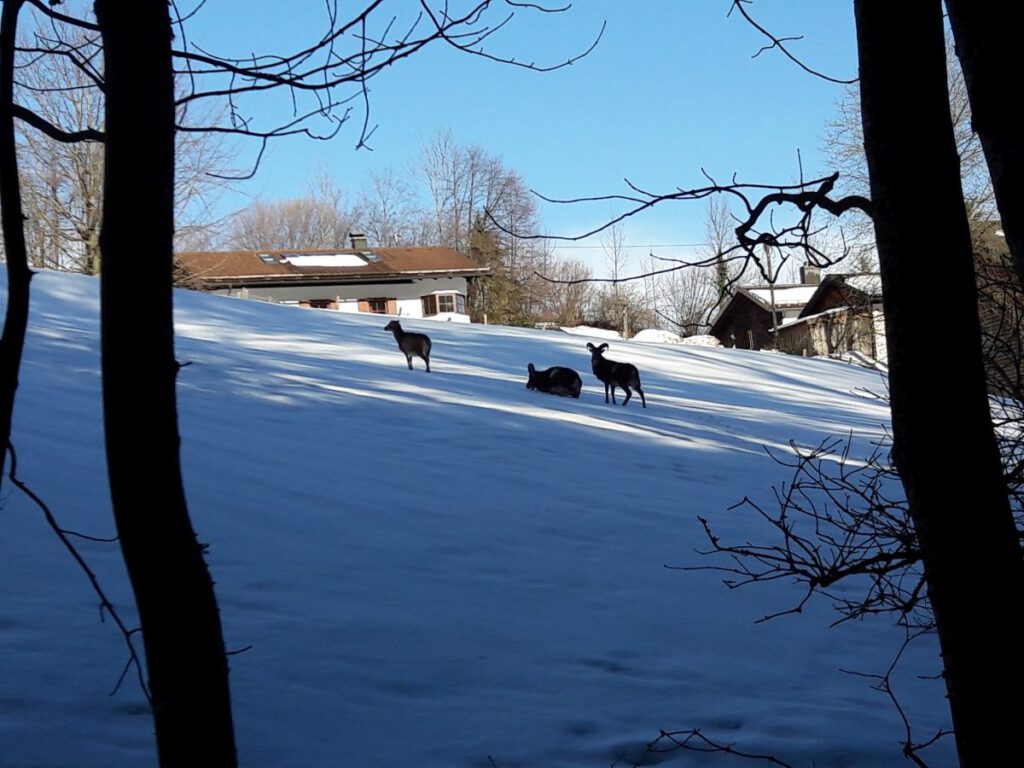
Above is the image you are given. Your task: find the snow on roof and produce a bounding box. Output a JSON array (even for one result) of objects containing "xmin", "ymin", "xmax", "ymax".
[
  {"xmin": 745, "ymin": 284, "xmax": 820, "ymax": 308},
  {"xmin": 780, "ymin": 305, "xmax": 848, "ymax": 329},
  {"xmin": 841, "ymin": 273, "xmax": 883, "ymax": 296},
  {"xmin": 177, "ymin": 247, "xmax": 489, "ymax": 285},
  {"xmin": 279, "ymin": 253, "xmax": 369, "ymax": 268}
]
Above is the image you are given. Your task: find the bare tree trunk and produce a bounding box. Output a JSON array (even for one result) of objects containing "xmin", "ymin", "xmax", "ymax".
[
  {"xmin": 94, "ymin": 1, "xmax": 237, "ymax": 763},
  {"xmin": 855, "ymin": 2, "xmax": 1024, "ymax": 765},
  {"xmin": 0, "ymin": 0, "xmax": 30, "ymax": 486},
  {"xmin": 944, "ymin": 0, "xmax": 1024, "ymax": 286}
]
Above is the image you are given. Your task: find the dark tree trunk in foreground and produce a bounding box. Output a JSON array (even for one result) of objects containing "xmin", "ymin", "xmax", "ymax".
[
  {"xmin": 855, "ymin": 2, "xmax": 1024, "ymax": 765},
  {"xmin": 0, "ymin": 0, "xmax": 30, "ymax": 485},
  {"xmin": 945, "ymin": 0, "xmax": 1024, "ymax": 284},
  {"xmin": 94, "ymin": 1, "xmax": 237, "ymax": 763}
]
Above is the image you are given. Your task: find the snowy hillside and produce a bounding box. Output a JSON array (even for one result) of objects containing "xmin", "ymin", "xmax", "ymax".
[{"xmin": 0, "ymin": 270, "xmax": 953, "ymax": 767}]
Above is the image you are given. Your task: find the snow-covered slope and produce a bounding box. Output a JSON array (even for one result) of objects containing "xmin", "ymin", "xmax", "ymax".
[{"xmin": 0, "ymin": 270, "xmax": 952, "ymax": 766}]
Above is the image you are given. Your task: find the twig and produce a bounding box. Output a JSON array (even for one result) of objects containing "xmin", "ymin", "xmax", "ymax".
[
  {"xmin": 615, "ymin": 728, "xmax": 795, "ymax": 767},
  {"xmin": 7, "ymin": 440, "xmax": 151, "ymax": 703},
  {"xmin": 727, "ymin": 0, "xmax": 856, "ymax": 85}
]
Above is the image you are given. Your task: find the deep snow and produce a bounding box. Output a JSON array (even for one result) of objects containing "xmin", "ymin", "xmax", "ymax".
[{"xmin": 0, "ymin": 270, "xmax": 953, "ymax": 766}]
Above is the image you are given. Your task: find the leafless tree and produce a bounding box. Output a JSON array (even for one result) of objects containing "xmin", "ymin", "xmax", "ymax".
[
  {"xmin": 421, "ymin": 131, "xmax": 534, "ymax": 254},
  {"xmin": 358, "ymin": 166, "xmax": 429, "ymax": 247},
  {"xmin": 227, "ymin": 170, "xmax": 362, "ymax": 250},
  {"xmin": 705, "ymin": 4, "xmax": 1020, "ymax": 765},
  {"xmin": 822, "ymin": 29, "xmax": 994, "ymax": 270},
  {"xmin": 1, "ymin": 2, "xmax": 601, "ymax": 766},
  {"xmin": 420, "ymin": 131, "xmax": 553, "ymax": 323},
  {"xmin": 13, "ymin": 16, "xmax": 236, "ymax": 272},
  {"xmin": 421, "ymin": 129, "xmax": 480, "ymax": 250},
  {"xmin": 652, "ymin": 197, "xmax": 742, "ymax": 334},
  {"xmin": 539, "ymin": 256, "xmax": 593, "ymax": 326},
  {"xmin": 13, "ymin": 20, "xmax": 102, "ymax": 271},
  {"xmin": 588, "ymin": 223, "xmax": 656, "ymax": 336},
  {"xmin": 526, "ymin": 4, "xmax": 1022, "ymax": 764},
  {"xmin": 855, "ymin": 7, "xmax": 1024, "ymax": 758},
  {"xmin": 656, "ymin": 263, "xmax": 719, "ymax": 334},
  {"xmin": 601, "ymin": 221, "xmax": 628, "ymax": 289},
  {"xmin": 0, "ymin": 0, "xmax": 31, "ymax": 485},
  {"xmin": 421, "ymin": 132, "xmax": 543, "ymax": 250},
  {"xmin": 944, "ymin": 1, "xmax": 1024, "ymax": 290},
  {"xmin": 170, "ymin": 101, "xmax": 237, "ymax": 252}
]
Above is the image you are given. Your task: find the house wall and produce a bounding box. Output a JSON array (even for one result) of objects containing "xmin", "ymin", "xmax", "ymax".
[
  {"xmin": 212, "ymin": 276, "xmax": 471, "ymax": 321},
  {"xmin": 777, "ymin": 306, "xmax": 888, "ymax": 364},
  {"xmin": 814, "ymin": 313, "xmax": 872, "ymax": 357},
  {"xmin": 784, "ymin": 281, "xmax": 889, "ymax": 365},
  {"xmin": 775, "ymin": 322, "xmax": 813, "ymax": 357},
  {"xmin": 712, "ymin": 295, "xmax": 778, "ymax": 350}
]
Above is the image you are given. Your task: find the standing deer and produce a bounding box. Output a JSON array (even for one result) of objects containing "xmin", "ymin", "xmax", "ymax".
[
  {"xmin": 587, "ymin": 342, "xmax": 646, "ymax": 407},
  {"xmin": 385, "ymin": 320, "xmax": 431, "ymax": 372}
]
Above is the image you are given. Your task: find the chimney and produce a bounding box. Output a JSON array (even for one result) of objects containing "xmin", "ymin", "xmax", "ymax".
[
  {"xmin": 349, "ymin": 232, "xmax": 369, "ymax": 250},
  {"xmin": 800, "ymin": 265, "xmax": 822, "ymax": 285}
]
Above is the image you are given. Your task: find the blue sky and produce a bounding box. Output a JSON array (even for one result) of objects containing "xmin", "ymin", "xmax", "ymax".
[{"xmin": 183, "ymin": 1, "xmax": 859, "ymax": 274}]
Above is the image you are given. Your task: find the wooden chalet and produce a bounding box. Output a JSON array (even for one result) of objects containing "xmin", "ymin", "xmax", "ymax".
[
  {"xmin": 709, "ymin": 266, "xmax": 823, "ymax": 351},
  {"xmin": 775, "ymin": 273, "xmax": 887, "ymax": 364}
]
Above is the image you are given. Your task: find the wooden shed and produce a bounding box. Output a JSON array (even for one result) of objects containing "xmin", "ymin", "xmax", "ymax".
[{"xmin": 775, "ymin": 274, "xmax": 886, "ymax": 363}]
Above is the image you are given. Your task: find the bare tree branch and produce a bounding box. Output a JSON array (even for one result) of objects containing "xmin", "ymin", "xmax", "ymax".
[
  {"xmin": 679, "ymin": 433, "xmax": 932, "ymax": 630},
  {"xmin": 523, "ymin": 170, "xmax": 868, "ymax": 301},
  {"xmin": 13, "ymin": 2, "xmax": 602, "ymax": 183},
  {"xmin": 614, "ymin": 727, "xmax": 796, "ymax": 768},
  {"xmin": 24, "ymin": 0, "xmax": 100, "ymax": 32},
  {"xmin": 728, "ymin": 0, "xmax": 856, "ymax": 85},
  {"xmin": 168, "ymin": 0, "xmax": 602, "ymax": 155},
  {"xmin": 840, "ymin": 629, "xmax": 953, "ymax": 768},
  {"xmin": 7, "ymin": 441, "xmax": 150, "ymax": 702},
  {"xmin": 11, "ymin": 101, "xmax": 101, "ymax": 140}
]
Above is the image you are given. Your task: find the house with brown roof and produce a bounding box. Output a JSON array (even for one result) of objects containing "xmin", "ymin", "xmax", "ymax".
[{"xmin": 177, "ymin": 234, "xmax": 490, "ymax": 322}]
